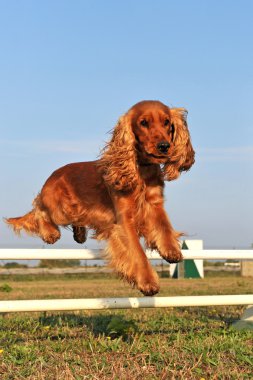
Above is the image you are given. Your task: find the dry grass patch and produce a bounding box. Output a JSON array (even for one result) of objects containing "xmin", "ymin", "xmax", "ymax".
[{"xmin": 0, "ymin": 274, "xmax": 253, "ymax": 379}]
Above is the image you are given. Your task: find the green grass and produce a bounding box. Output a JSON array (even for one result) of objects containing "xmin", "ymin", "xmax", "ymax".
[{"xmin": 0, "ymin": 274, "xmax": 253, "ymax": 379}]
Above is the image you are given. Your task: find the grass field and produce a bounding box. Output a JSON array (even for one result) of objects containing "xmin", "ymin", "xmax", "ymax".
[{"xmin": 0, "ymin": 273, "xmax": 253, "ymax": 379}]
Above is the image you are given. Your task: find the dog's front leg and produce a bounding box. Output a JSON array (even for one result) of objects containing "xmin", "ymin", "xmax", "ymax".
[
  {"xmin": 107, "ymin": 194, "xmax": 160, "ymax": 296},
  {"xmin": 145, "ymin": 202, "xmax": 183, "ymax": 263}
]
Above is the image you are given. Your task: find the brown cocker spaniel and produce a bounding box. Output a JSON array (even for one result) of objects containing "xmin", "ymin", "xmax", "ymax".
[{"xmin": 6, "ymin": 100, "xmax": 195, "ymax": 295}]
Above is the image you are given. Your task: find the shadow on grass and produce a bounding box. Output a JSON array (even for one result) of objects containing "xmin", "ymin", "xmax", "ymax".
[
  {"xmin": 39, "ymin": 313, "xmax": 138, "ymax": 339},
  {"xmin": 36, "ymin": 304, "xmax": 246, "ymax": 342}
]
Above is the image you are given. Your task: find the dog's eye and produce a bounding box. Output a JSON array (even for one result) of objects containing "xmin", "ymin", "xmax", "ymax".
[
  {"xmin": 164, "ymin": 119, "xmax": 170, "ymax": 126},
  {"xmin": 140, "ymin": 119, "xmax": 149, "ymax": 127}
]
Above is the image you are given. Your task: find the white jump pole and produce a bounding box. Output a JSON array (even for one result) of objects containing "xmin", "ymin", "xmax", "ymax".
[
  {"xmin": 1, "ymin": 248, "xmax": 253, "ymax": 314},
  {"xmin": 1, "ymin": 248, "xmax": 253, "ymax": 260},
  {"xmin": 1, "ymin": 295, "xmax": 253, "ymax": 313}
]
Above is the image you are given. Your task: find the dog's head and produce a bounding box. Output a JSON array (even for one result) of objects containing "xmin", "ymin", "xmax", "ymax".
[{"xmin": 99, "ymin": 100, "xmax": 195, "ymax": 191}]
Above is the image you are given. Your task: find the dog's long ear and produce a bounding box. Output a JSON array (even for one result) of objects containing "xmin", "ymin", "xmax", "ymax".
[
  {"xmin": 163, "ymin": 108, "xmax": 195, "ymax": 181},
  {"xmin": 98, "ymin": 113, "xmax": 139, "ymax": 192}
]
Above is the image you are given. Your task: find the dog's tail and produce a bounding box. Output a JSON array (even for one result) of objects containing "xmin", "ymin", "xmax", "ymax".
[
  {"xmin": 5, "ymin": 209, "xmax": 39, "ymax": 236},
  {"xmin": 5, "ymin": 195, "xmax": 61, "ymax": 244}
]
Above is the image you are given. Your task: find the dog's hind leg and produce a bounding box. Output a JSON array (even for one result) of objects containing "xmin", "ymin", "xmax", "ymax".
[
  {"xmin": 36, "ymin": 209, "xmax": 61, "ymax": 244},
  {"xmin": 72, "ymin": 226, "xmax": 87, "ymax": 244},
  {"xmin": 5, "ymin": 207, "xmax": 60, "ymax": 244}
]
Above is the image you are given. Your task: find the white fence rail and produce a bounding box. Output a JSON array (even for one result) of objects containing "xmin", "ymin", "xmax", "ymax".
[
  {"xmin": 0, "ymin": 249, "xmax": 253, "ymax": 313},
  {"xmin": 1, "ymin": 295, "xmax": 253, "ymax": 313},
  {"xmin": 1, "ymin": 248, "xmax": 253, "ymax": 260}
]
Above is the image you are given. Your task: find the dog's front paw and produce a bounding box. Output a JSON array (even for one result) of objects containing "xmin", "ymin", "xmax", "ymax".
[
  {"xmin": 161, "ymin": 248, "xmax": 183, "ymax": 263},
  {"xmin": 136, "ymin": 270, "xmax": 160, "ymax": 296},
  {"xmin": 138, "ymin": 280, "xmax": 160, "ymax": 296}
]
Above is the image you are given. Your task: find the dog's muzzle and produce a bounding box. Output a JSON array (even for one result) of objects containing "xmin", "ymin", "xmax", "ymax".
[{"xmin": 157, "ymin": 141, "xmax": 170, "ymax": 154}]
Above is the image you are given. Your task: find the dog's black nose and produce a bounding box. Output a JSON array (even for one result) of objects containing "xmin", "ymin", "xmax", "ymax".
[{"xmin": 157, "ymin": 141, "xmax": 170, "ymax": 153}]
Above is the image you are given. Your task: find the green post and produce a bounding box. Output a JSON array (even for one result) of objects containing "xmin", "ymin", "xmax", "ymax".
[{"xmin": 172, "ymin": 241, "xmax": 202, "ymax": 279}]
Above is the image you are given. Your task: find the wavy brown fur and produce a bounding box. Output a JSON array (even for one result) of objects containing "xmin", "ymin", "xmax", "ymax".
[
  {"xmin": 98, "ymin": 114, "xmax": 140, "ymax": 191},
  {"xmin": 163, "ymin": 108, "xmax": 195, "ymax": 181},
  {"xmin": 5, "ymin": 100, "xmax": 195, "ymax": 295}
]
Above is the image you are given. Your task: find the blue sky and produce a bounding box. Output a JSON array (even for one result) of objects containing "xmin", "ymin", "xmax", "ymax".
[{"xmin": 1, "ymin": 0, "xmax": 253, "ymax": 249}]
